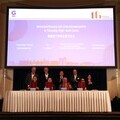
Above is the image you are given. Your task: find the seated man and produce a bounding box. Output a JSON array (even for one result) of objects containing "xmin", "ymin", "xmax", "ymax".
[
  {"xmin": 28, "ymin": 76, "xmax": 39, "ymax": 90},
  {"xmin": 45, "ymin": 78, "xmax": 53, "ymax": 90},
  {"xmin": 78, "ymin": 78, "xmax": 86, "ymax": 90},
  {"xmin": 60, "ymin": 77, "xmax": 72, "ymax": 90}
]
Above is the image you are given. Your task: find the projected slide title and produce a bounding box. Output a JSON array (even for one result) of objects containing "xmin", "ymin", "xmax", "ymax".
[
  {"xmin": 9, "ymin": 9, "xmax": 113, "ymax": 20},
  {"xmin": 6, "ymin": 8, "xmax": 115, "ymax": 67}
]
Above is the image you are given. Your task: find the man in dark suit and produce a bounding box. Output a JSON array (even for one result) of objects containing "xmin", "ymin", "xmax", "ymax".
[
  {"xmin": 70, "ymin": 69, "xmax": 81, "ymax": 90},
  {"xmin": 25, "ymin": 67, "xmax": 40, "ymax": 89},
  {"xmin": 55, "ymin": 70, "xmax": 65, "ymax": 90},
  {"xmin": 40, "ymin": 67, "xmax": 52, "ymax": 90}
]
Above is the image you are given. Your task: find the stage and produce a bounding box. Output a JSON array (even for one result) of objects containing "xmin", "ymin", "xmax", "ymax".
[
  {"xmin": 0, "ymin": 92, "xmax": 120, "ymax": 120},
  {"xmin": 0, "ymin": 91, "xmax": 120, "ymax": 119},
  {"xmin": 0, "ymin": 112, "xmax": 120, "ymax": 120}
]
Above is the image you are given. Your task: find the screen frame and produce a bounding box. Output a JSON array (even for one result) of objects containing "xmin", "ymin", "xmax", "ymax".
[{"xmin": 5, "ymin": 6, "xmax": 117, "ymax": 68}]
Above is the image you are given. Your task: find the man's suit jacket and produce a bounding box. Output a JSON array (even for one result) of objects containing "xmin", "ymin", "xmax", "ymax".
[
  {"xmin": 54, "ymin": 75, "xmax": 64, "ymax": 90},
  {"xmin": 70, "ymin": 75, "xmax": 81, "ymax": 90}
]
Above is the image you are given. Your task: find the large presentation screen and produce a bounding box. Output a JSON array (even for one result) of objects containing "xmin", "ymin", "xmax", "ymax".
[{"xmin": 6, "ymin": 7, "xmax": 116, "ymax": 67}]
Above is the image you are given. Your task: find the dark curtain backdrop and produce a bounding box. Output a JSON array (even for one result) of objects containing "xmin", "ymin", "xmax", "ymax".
[{"xmin": 13, "ymin": 67, "xmax": 107, "ymax": 90}]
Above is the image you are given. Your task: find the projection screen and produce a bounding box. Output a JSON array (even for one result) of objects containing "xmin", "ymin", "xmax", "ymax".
[{"xmin": 5, "ymin": 7, "xmax": 116, "ymax": 67}]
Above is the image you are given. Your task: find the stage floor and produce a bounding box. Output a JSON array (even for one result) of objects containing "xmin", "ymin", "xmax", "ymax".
[{"xmin": 0, "ymin": 112, "xmax": 120, "ymax": 120}]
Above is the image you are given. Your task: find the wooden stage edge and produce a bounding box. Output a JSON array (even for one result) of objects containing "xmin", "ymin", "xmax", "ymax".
[{"xmin": 0, "ymin": 112, "xmax": 120, "ymax": 120}]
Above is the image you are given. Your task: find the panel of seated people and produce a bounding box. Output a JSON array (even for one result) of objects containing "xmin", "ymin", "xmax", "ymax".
[{"xmin": 25, "ymin": 67, "xmax": 94, "ymax": 91}]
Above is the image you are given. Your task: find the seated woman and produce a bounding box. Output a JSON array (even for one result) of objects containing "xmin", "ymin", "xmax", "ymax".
[
  {"xmin": 60, "ymin": 77, "xmax": 72, "ymax": 90},
  {"xmin": 78, "ymin": 78, "xmax": 86, "ymax": 90},
  {"xmin": 28, "ymin": 76, "xmax": 39, "ymax": 90},
  {"xmin": 45, "ymin": 78, "xmax": 53, "ymax": 90}
]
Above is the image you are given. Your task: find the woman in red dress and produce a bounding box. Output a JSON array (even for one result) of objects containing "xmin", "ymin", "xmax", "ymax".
[
  {"xmin": 78, "ymin": 78, "xmax": 86, "ymax": 90},
  {"xmin": 45, "ymin": 78, "xmax": 53, "ymax": 90},
  {"xmin": 28, "ymin": 76, "xmax": 39, "ymax": 90}
]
